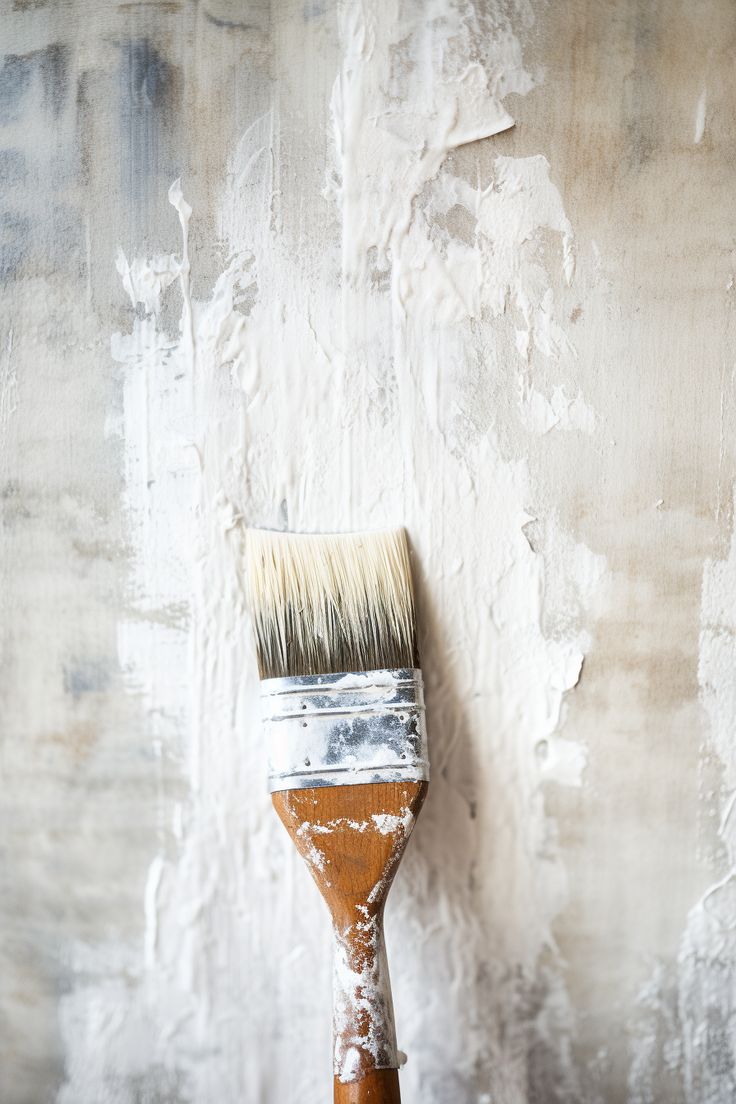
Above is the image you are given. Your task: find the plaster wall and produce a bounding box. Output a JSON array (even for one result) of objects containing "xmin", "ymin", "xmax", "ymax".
[{"xmin": 2, "ymin": 2, "xmax": 736, "ymax": 1102}]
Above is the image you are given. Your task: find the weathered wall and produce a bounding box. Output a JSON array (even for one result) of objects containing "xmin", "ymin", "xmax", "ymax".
[{"xmin": 2, "ymin": 2, "xmax": 735, "ymax": 1102}]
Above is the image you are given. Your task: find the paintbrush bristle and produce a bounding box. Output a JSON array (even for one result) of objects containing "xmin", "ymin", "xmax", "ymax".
[{"xmin": 245, "ymin": 528, "xmax": 419, "ymax": 679}]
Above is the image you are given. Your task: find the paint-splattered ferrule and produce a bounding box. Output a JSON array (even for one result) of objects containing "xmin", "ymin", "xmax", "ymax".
[{"xmin": 261, "ymin": 668, "xmax": 430, "ymax": 793}]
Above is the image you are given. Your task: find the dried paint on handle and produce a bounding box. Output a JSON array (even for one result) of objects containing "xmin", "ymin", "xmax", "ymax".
[{"xmin": 333, "ymin": 911, "xmax": 399, "ymax": 1082}]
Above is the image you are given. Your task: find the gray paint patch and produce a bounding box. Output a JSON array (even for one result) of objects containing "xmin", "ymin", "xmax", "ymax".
[
  {"xmin": 63, "ymin": 661, "xmax": 112, "ymax": 700},
  {"xmin": 0, "ymin": 56, "xmax": 32, "ymax": 125},
  {"xmin": 38, "ymin": 43, "xmax": 70, "ymax": 118},
  {"xmin": 203, "ymin": 11, "xmax": 255, "ymax": 30},
  {"xmin": 0, "ymin": 210, "xmax": 30, "ymax": 282},
  {"xmin": 0, "ymin": 149, "xmax": 27, "ymax": 187},
  {"xmin": 0, "ymin": 45, "xmax": 70, "ymax": 125},
  {"xmin": 118, "ymin": 38, "xmax": 176, "ymax": 219}
]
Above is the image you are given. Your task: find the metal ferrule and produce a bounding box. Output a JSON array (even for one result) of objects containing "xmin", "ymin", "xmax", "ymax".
[{"xmin": 261, "ymin": 668, "xmax": 430, "ymax": 793}]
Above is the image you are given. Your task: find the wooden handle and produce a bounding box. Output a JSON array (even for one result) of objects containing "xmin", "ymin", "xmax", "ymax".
[
  {"xmin": 334, "ymin": 1068, "xmax": 401, "ymax": 1103},
  {"xmin": 273, "ymin": 782, "xmax": 427, "ymax": 1094}
]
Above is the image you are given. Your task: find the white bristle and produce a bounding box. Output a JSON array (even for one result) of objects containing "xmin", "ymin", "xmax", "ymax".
[{"xmin": 245, "ymin": 528, "xmax": 419, "ymax": 679}]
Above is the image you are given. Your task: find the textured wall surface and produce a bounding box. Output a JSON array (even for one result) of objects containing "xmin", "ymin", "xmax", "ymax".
[{"xmin": 2, "ymin": 2, "xmax": 736, "ymax": 1102}]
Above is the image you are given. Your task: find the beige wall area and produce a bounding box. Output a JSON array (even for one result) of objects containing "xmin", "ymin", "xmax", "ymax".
[{"xmin": 2, "ymin": 2, "xmax": 736, "ymax": 1102}]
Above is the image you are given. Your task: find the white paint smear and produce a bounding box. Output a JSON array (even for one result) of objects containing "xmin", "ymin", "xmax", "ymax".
[
  {"xmin": 628, "ymin": 497, "xmax": 736, "ymax": 1103},
  {"xmin": 677, "ymin": 498, "xmax": 736, "ymax": 1100},
  {"xmin": 694, "ymin": 87, "xmax": 707, "ymax": 144},
  {"xmin": 56, "ymin": 3, "xmax": 608, "ymax": 1101}
]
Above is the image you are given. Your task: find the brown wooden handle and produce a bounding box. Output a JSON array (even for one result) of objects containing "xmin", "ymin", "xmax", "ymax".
[
  {"xmin": 334, "ymin": 1068, "xmax": 401, "ymax": 1103},
  {"xmin": 273, "ymin": 782, "xmax": 428, "ymax": 1103}
]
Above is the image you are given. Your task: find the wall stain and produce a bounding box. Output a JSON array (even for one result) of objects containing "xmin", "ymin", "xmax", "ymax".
[
  {"xmin": 203, "ymin": 11, "xmax": 255, "ymax": 30},
  {"xmin": 0, "ymin": 210, "xmax": 31, "ymax": 282},
  {"xmin": 0, "ymin": 55, "xmax": 32, "ymax": 125},
  {"xmin": 118, "ymin": 2, "xmax": 181, "ymax": 10},
  {"xmin": 0, "ymin": 149, "xmax": 27, "ymax": 187},
  {"xmin": 621, "ymin": 1, "xmax": 661, "ymax": 171},
  {"xmin": 44, "ymin": 720, "xmax": 98, "ymax": 760},
  {"xmin": 0, "ymin": 44, "xmax": 70, "ymax": 124},
  {"xmin": 63, "ymin": 660, "xmax": 112, "ymax": 700},
  {"xmin": 118, "ymin": 37, "xmax": 178, "ymax": 227},
  {"xmin": 38, "ymin": 43, "xmax": 70, "ymax": 118}
]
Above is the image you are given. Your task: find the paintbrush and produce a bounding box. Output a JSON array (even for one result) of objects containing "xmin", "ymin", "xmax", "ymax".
[{"xmin": 246, "ymin": 528, "xmax": 429, "ymax": 1104}]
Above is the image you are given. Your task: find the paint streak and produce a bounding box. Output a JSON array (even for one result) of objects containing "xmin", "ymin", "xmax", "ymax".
[{"xmin": 694, "ymin": 88, "xmax": 707, "ymax": 144}]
